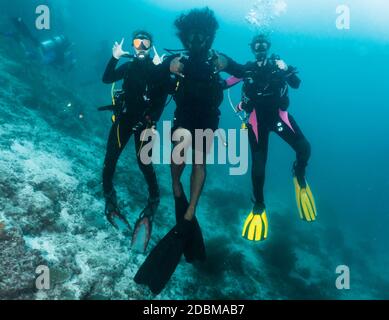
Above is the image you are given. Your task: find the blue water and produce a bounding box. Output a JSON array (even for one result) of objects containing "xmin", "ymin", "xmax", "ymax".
[{"xmin": 1, "ymin": 0, "xmax": 388, "ymax": 300}]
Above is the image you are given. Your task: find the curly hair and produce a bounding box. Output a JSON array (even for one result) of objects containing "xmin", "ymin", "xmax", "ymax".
[{"xmin": 174, "ymin": 7, "xmax": 219, "ymax": 50}]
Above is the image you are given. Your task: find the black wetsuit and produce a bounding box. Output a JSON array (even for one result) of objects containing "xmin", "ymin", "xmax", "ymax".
[
  {"xmin": 235, "ymin": 58, "xmax": 311, "ymax": 206},
  {"xmin": 102, "ymin": 56, "xmax": 170, "ymax": 198},
  {"xmin": 164, "ymin": 53, "xmax": 241, "ymax": 135}
]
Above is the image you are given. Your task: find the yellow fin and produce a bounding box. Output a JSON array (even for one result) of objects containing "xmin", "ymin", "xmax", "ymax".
[
  {"xmin": 242, "ymin": 212, "xmax": 254, "ymax": 237},
  {"xmin": 242, "ymin": 210, "xmax": 268, "ymax": 242},
  {"xmin": 293, "ymin": 177, "xmax": 304, "ymax": 219},
  {"xmin": 252, "ymin": 214, "xmax": 262, "ymax": 241},
  {"xmin": 261, "ymin": 211, "xmax": 268, "ymax": 239},
  {"xmin": 301, "ymin": 191, "xmax": 313, "ymax": 222},
  {"xmin": 305, "ymin": 184, "xmax": 317, "ymax": 216},
  {"xmin": 294, "ymin": 177, "xmax": 317, "ymax": 222}
]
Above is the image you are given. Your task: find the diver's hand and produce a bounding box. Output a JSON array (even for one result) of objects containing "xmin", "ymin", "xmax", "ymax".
[
  {"xmin": 275, "ymin": 59, "xmax": 288, "ymax": 71},
  {"xmin": 132, "ymin": 116, "xmax": 156, "ymax": 133},
  {"xmin": 112, "ymin": 38, "xmax": 130, "ymax": 60},
  {"xmin": 213, "ymin": 52, "xmax": 229, "ymax": 73},
  {"xmin": 144, "ymin": 115, "xmax": 157, "ymax": 133},
  {"xmin": 170, "ymin": 56, "xmax": 185, "ymax": 78},
  {"xmin": 132, "ymin": 121, "xmax": 146, "ymax": 132}
]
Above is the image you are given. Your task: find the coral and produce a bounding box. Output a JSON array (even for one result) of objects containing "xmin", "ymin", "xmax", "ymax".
[{"xmin": 0, "ymin": 227, "xmax": 46, "ymax": 300}]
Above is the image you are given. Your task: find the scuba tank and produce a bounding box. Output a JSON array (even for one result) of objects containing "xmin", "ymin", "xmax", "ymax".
[
  {"xmin": 40, "ymin": 35, "xmax": 70, "ymax": 53},
  {"xmin": 97, "ymin": 83, "xmax": 126, "ymax": 123}
]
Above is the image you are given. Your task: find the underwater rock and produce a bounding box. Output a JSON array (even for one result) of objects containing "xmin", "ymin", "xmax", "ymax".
[{"xmin": 0, "ymin": 226, "xmax": 45, "ymax": 300}]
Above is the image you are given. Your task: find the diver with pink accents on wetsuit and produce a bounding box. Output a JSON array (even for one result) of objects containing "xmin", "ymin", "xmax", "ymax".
[{"xmin": 226, "ymin": 34, "xmax": 317, "ymax": 242}]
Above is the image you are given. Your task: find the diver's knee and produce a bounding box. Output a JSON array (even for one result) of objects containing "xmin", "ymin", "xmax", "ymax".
[
  {"xmin": 193, "ymin": 163, "xmax": 206, "ymax": 175},
  {"xmin": 137, "ymin": 159, "xmax": 154, "ymax": 174}
]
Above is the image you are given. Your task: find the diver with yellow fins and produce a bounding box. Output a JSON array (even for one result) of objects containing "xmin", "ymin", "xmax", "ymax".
[{"xmin": 226, "ymin": 34, "xmax": 317, "ymax": 241}]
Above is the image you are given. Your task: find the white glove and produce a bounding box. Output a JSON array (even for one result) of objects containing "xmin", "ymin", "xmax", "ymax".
[
  {"xmin": 112, "ymin": 38, "xmax": 130, "ymax": 60},
  {"xmin": 275, "ymin": 59, "xmax": 288, "ymax": 71}
]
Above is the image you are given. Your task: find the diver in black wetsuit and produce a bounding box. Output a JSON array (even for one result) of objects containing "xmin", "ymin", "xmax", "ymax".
[
  {"xmin": 101, "ymin": 30, "xmax": 170, "ymax": 234},
  {"xmin": 166, "ymin": 10, "xmax": 244, "ymax": 225},
  {"xmin": 227, "ymin": 34, "xmax": 315, "ymax": 242},
  {"xmin": 134, "ymin": 8, "xmax": 244, "ymax": 294}
]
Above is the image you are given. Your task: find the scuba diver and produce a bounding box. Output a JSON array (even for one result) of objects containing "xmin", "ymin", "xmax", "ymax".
[
  {"xmin": 4, "ymin": 17, "xmax": 76, "ymax": 69},
  {"xmin": 40, "ymin": 35, "xmax": 76, "ymax": 69},
  {"xmin": 226, "ymin": 34, "xmax": 316, "ymax": 242},
  {"xmin": 134, "ymin": 7, "xmax": 244, "ymax": 295},
  {"xmin": 101, "ymin": 30, "xmax": 171, "ymax": 252}
]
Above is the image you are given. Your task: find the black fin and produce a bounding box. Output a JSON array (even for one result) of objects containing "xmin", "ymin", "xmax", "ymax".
[
  {"xmin": 175, "ymin": 193, "xmax": 206, "ymax": 263},
  {"xmin": 134, "ymin": 220, "xmax": 194, "ymax": 294}
]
